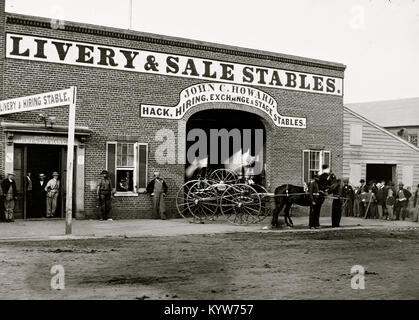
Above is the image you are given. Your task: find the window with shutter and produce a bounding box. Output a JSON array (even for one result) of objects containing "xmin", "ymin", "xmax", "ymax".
[
  {"xmin": 106, "ymin": 141, "xmax": 148, "ymax": 196},
  {"xmin": 138, "ymin": 143, "xmax": 148, "ymax": 192}
]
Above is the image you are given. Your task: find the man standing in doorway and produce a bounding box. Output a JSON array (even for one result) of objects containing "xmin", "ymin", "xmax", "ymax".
[
  {"xmin": 1, "ymin": 173, "xmax": 18, "ymax": 222},
  {"xmin": 147, "ymin": 172, "xmax": 168, "ymax": 220},
  {"xmin": 97, "ymin": 170, "xmax": 115, "ymax": 221},
  {"xmin": 45, "ymin": 172, "xmax": 60, "ymax": 218},
  {"xmin": 35, "ymin": 173, "xmax": 48, "ymax": 217},
  {"xmin": 25, "ymin": 172, "xmax": 33, "ymax": 218}
]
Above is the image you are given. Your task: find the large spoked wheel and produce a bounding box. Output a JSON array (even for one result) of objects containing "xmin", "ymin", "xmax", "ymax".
[
  {"xmin": 220, "ymin": 184, "xmax": 262, "ymax": 225},
  {"xmin": 176, "ymin": 180, "xmax": 201, "ymax": 220},
  {"xmin": 209, "ymin": 169, "xmax": 238, "ymax": 185},
  {"xmin": 252, "ymin": 185, "xmax": 271, "ymax": 222},
  {"xmin": 186, "ymin": 180, "xmax": 219, "ymax": 221}
]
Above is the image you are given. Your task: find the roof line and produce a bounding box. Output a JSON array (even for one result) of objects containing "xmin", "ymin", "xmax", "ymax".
[{"xmin": 343, "ymin": 106, "xmax": 419, "ymax": 153}]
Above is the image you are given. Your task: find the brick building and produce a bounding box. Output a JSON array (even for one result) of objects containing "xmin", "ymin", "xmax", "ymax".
[{"xmin": 0, "ymin": 2, "xmax": 346, "ymax": 220}]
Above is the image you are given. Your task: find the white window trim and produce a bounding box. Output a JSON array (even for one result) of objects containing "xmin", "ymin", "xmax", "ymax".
[
  {"xmin": 302, "ymin": 149, "xmax": 331, "ymax": 184},
  {"xmin": 107, "ymin": 141, "xmax": 138, "ymax": 197}
]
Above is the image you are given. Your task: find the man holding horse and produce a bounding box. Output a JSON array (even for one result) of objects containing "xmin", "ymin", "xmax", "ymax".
[{"xmin": 309, "ymin": 174, "xmax": 324, "ymax": 229}]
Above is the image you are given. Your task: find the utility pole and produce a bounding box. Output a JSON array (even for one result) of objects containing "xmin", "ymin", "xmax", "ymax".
[
  {"xmin": 128, "ymin": 0, "xmax": 133, "ymax": 30},
  {"xmin": 65, "ymin": 86, "xmax": 77, "ymax": 235}
]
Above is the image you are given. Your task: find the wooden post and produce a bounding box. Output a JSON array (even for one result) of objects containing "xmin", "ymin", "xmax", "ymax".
[{"xmin": 65, "ymin": 86, "xmax": 77, "ymax": 235}]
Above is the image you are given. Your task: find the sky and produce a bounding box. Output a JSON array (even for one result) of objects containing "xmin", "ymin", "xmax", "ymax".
[{"xmin": 5, "ymin": 0, "xmax": 419, "ymax": 103}]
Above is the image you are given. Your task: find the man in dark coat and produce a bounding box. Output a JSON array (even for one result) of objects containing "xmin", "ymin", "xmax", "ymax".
[
  {"xmin": 97, "ymin": 170, "xmax": 115, "ymax": 221},
  {"xmin": 308, "ymin": 175, "xmax": 324, "ymax": 229},
  {"xmin": 33, "ymin": 173, "xmax": 48, "ymax": 217},
  {"xmin": 329, "ymin": 179, "xmax": 343, "ymax": 227},
  {"xmin": 1, "ymin": 173, "xmax": 18, "ymax": 222},
  {"xmin": 25, "ymin": 172, "xmax": 33, "ymax": 218},
  {"xmin": 146, "ymin": 172, "xmax": 168, "ymax": 220},
  {"xmin": 375, "ymin": 182, "xmax": 386, "ymax": 219},
  {"xmin": 341, "ymin": 178, "xmax": 355, "ymax": 217},
  {"xmin": 394, "ymin": 183, "xmax": 411, "ymax": 220},
  {"xmin": 356, "ymin": 179, "xmax": 367, "ymax": 217}
]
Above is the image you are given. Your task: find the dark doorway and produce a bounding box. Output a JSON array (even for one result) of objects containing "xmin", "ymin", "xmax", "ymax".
[
  {"xmin": 186, "ymin": 109, "xmax": 266, "ymax": 186},
  {"xmin": 366, "ymin": 164, "xmax": 396, "ymax": 185},
  {"xmin": 27, "ymin": 145, "xmax": 62, "ymax": 218},
  {"xmin": 13, "ymin": 144, "xmax": 74, "ymax": 219}
]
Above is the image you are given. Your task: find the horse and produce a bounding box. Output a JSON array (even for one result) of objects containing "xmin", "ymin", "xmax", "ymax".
[{"xmin": 271, "ymin": 173, "xmax": 336, "ymax": 228}]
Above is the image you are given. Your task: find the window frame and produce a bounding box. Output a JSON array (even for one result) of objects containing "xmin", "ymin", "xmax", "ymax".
[
  {"xmin": 106, "ymin": 141, "xmax": 148, "ymax": 197},
  {"xmin": 408, "ymin": 134, "xmax": 418, "ymax": 146},
  {"xmin": 302, "ymin": 149, "xmax": 331, "ymax": 184}
]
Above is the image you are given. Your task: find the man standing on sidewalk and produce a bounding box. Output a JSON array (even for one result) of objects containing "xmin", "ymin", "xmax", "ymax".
[
  {"xmin": 147, "ymin": 172, "xmax": 168, "ymax": 220},
  {"xmin": 394, "ymin": 183, "xmax": 411, "ymax": 221},
  {"xmin": 97, "ymin": 170, "xmax": 115, "ymax": 221},
  {"xmin": 308, "ymin": 175, "xmax": 323, "ymax": 229},
  {"xmin": 1, "ymin": 173, "xmax": 18, "ymax": 222},
  {"xmin": 375, "ymin": 182, "xmax": 386, "ymax": 219}
]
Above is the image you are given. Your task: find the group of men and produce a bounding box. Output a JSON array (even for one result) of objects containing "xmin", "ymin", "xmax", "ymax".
[
  {"xmin": 96, "ymin": 170, "xmax": 168, "ymax": 221},
  {"xmin": 0, "ymin": 171, "xmax": 61, "ymax": 222},
  {"xmin": 352, "ymin": 179, "xmax": 418, "ymax": 221},
  {"xmin": 307, "ymin": 165, "xmax": 419, "ymax": 230}
]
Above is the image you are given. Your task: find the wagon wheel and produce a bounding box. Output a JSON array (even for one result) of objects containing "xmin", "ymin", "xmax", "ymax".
[
  {"xmin": 220, "ymin": 183, "xmax": 262, "ymax": 225},
  {"xmin": 209, "ymin": 168, "xmax": 238, "ymax": 185},
  {"xmin": 176, "ymin": 180, "xmax": 200, "ymax": 220},
  {"xmin": 186, "ymin": 180, "xmax": 219, "ymax": 221}
]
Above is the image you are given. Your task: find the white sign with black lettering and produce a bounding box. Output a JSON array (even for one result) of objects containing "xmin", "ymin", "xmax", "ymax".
[
  {"xmin": 141, "ymin": 83, "xmax": 306, "ymax": 128},
  {"xmin": 0, "ymin": 87, "xmax": 73, "ymax": 115},
  {"xmin": 6, "ymin": 33, "xmax": 343, "ymax": 96}
]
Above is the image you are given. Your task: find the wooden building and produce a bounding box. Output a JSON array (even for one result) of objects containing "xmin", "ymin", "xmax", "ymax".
[{"xmin": 343, "ymin": 107, "xmax": 419, "ymax": 189}]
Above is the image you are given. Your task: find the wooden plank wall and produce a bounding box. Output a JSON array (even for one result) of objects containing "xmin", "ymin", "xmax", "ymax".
[{"xmin": 343, "ymin": 108, "xmax": 419, "ymax": 189}]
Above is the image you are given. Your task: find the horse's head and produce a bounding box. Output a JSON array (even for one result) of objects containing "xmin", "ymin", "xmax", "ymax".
[{"xmin": 318, "ymin": 172, "xmax": 337, "ymax": 192}]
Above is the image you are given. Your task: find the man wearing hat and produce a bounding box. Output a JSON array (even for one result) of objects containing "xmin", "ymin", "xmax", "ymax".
[
  {"xmin": 308, "ymin": 174, "xmax": 323, "ymax": 229},
  {"xmin": 97, "ymin": 170, "xmax": 115, "ymax": 221},
  {"xmin": 341, "ymin": 177, "xmax": 355, "ymax": 217},
  {"xmin": 1, "ymin": 173, "xmax": 18, "ymax": 222},
  {"xmin": 356, "ymin": 179, "xmax": 367, "ymax": 217},
  {"xmin": 45, "ymin": 172, "xmax": 60, "ymax": 218},
  {"xmin": 33, "ymin": 173, "xmax": 48, "ymax": 217},
  {"xmin": 146, "ymin": 172, "xmax": 168, "ymax": 220},
  {"xmin": 394, "ymin": 182, "xmax": 411, "ymax": 220}
]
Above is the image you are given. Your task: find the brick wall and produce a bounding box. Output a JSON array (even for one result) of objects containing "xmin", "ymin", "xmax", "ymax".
[{"xmin": 0, "ymin": 13, "xmax": 345, "ymax": 219}]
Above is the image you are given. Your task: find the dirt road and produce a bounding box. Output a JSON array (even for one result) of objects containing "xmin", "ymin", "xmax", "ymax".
[{"xmin": 0, "ymin": 227, "xmax": 418, "ymax": 299}]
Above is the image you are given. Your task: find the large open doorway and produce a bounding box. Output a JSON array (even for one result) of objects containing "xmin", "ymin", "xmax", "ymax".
[
  {"xmin": 366, "ymin": 163, "xmax": 396, "ymax": 185},
  {"xmin": 186, "ymin": 109, "xmax": 266, "ymax": 185},
  {"xmin": 13, "ymin": 144, "xmax": 76, "ymax": 219}
]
